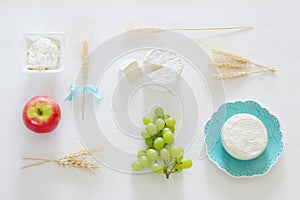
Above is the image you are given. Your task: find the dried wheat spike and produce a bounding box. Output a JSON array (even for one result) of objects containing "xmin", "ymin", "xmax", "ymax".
[
  {"xmin": 63, "ymin": 147, "xmax": 102, "ymax": 159},
  {"xmin": 55, "ymin": 158, "xmax": 99, "ymax": 169},
  {"xmin": 63, "ymin": 149, "xmax": 91, "ymax": 159},
  {"xmin": 21, "ymin": 147, "xmax": 102, "ymax": 170},
  {"xmin": 82, "ymin": 40, "xmax": 89, "ymax": 84},
  {"xmin": 210, "ymin": 62, "xmax": 248, "ymax": 69},
  {"xmin": 215, "ymin": 72, "xmax": 249, "ymax": 79},
  {"xmin": 125, "ymin": 26, "xmax": 166, "ymax": 33},
  {"xmin": 212, "ymin": 49, "xmax": 250, "ymax": 64}
]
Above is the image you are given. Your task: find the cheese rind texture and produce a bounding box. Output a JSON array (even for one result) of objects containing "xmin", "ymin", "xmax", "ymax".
[
  {"xmin": 143, "ymin": 48, "xmax": 183, "ymax": 85},
  {"xmin": 221, "ymin": 114, "xmax": 268, "ymax": 160}
]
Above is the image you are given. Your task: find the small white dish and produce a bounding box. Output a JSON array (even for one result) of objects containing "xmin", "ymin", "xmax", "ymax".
[{"xmin": 23, "ymin": 32, "xmax": 65, "ymax": 73}]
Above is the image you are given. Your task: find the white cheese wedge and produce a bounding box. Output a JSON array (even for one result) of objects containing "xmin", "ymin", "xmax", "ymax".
[
  {"xmin": 120, "ymin": 59, "xmax": 143, "ymax": 84},
  {"xmin": 221, "ymin": 114, "xmax": 268, "ymax": 160},
  {"xmin": 143, "ymin": 48, "xmax": 184, "ymax": 85}
]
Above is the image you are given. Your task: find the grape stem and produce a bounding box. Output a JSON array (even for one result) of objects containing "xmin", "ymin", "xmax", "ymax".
[{"xmin": 163, "ymin": 159, "xmax": 180, "ymax": 179}]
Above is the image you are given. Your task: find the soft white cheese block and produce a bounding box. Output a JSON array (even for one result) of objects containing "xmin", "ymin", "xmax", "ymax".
[
  {"xmin": 120, "ymin": 59, "xmax": 143, "ymax": 84},
  {"xmin": 143, "ymin": 48, "xmax": 184, "ymax": 85},
  {"xmin": 221, "ymin": 114, "xmax": 268, "ymax": 160},
  {"xmin": 27, "ymin": 37, "xmax": 60, "ymax": 70}
]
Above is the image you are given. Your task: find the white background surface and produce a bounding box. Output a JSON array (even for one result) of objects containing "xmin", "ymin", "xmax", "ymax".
[{"xmin": 1, "ymin": 0, "xmax": 300, "ymax": 199}]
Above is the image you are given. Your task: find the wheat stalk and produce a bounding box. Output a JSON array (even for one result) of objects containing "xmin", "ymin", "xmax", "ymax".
[
  {"xmin": 21, "ymin": 148, "xmax": 101, "ymax": 170},
  {"xmin": 126, "ymin": 25, "xmax": 253, "ymax": 33},
  {"xmin": 215, "ymin": 69, "xmax": 273, "ymax": 80},
  {"xmin": 81, "ymin": 40, "xmax": 89, "ymax": 121}
]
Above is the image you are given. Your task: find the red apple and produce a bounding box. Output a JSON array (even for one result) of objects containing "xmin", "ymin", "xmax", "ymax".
[{"xmin": 22, "ymin": 96, "xmax": 61, "ymax": 133}]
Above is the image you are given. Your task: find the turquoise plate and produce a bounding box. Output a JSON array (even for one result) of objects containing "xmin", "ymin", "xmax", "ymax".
[{"xmin": 204, "ymin": 101, "xmax": 283, "ymax": 177}]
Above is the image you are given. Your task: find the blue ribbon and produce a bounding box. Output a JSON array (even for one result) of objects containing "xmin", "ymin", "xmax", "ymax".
[{"xmin": 64, "ymin": 84, "xmax": 104, "ymax": 101}]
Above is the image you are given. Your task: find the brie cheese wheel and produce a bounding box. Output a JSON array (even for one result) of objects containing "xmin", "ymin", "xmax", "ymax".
[
  {"xmin": 143, "ymin": 48, "xmax": 184, "ymax": 85},
  {"xmin": 120, "ymin": 59, "xmax": 143, "ymax": 84},
  {"xmin": 221, "ymin": 114, "xmax": 268, "ymax": 160}
]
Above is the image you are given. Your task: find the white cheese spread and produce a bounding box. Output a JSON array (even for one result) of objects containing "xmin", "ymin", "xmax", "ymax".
[{"xmin": 26, "ymin": 37, "xmax": 60, "ymax": 70}]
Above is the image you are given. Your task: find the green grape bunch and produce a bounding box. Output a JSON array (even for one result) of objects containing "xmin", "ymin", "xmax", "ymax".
[{"xmin": 131, "ymin": 107, "xmax": 193, "ymax": 179}]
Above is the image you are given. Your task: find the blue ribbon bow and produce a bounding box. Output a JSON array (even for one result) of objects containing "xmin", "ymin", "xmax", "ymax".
[{"xmin": 64, "ymin": 84, "xmax": 104, "ymax": 101}]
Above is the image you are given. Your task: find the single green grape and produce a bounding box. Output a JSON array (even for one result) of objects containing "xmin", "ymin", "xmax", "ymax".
[
  {"xmin": 131, "ymin": 161, "xmax": 144, "ymax": 171},
  {"xmin": 169, "ymin": 126, "xmax": 175, "ymax": 133},
  {"xmin": 137, "ymin": 150, "xmax": 147, "ymax": 158},
  {"xmin": 179, "ymin": 158, "xmax": 193, "ymax": 169},
  {"xmin": 160, "ymin": 148, "xmax": 171, "ymax": 161},
  {"xmin": 163, "ymin": 114, "xmax": 171, "ymax": 121},
  {"xmin": 138, "ymin": 155, "xmax": 151, "ymax": 167},
  {"xmin": 155, "ymin": 118, "xmax": 165, "ymax": 131},
  {"xmin": 150, "ymin": 163, "xmax": 164, "ymax": 174},
  {"xmin": 141, "ymin": 130, "xmax": 150, "ymax": 139},
  {"xmin": 146, "ymin": 123, "xmax": 157, "ymax": 136},
  {"xmin": 166, "ymin": 117, "xmax": 176, "ymax": 128},
  {"xmin": 146, "ymin": 149, "xmax": 158, "ymax": 161},
  {"xmin": 153, "ymin": 137, "xmax": 164, "ymax": 150},
  {"xmin": 144, "ymin": 138, "xmax": 153, "ymax": 147},
  {"xmin": 173, "ymin": 163, "xmax": 183, "ymax": 172},
  {"xmin": 170, "ymin": 145, "xmax": 184, "ymax": 158},
  {"xmin": 154, "ymin": 107, "xmax": 165, "ymax": 118},
  {"xmin": 143, "ymin": 115, "xmax": 152, "ymax": 125},
  {"xmin": 162, "ymin": 127, "xmax": 172, "ymax": 135},
  {"xmin": 163, "ymin": 131, "xmax": 174, "ymax": 144}
]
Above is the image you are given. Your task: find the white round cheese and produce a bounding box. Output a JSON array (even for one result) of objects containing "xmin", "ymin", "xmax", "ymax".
[
  {"xmin": 221, "ymin": 114, "xmax": 268, "ymax": 160},
  {"xmin": 143, "ymin": 48, "xmax": 184, "ymax": 85}
]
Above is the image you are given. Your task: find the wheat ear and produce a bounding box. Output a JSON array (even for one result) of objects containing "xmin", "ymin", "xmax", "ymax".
[
  {"xmin": 126, "ymin": 26, "xmax": 253, "ymax": 33},
  {"xmin": 54, "ymin": 158, "xmax": 99, "ymax": 169},
  {"xmin": 82, "ymin": 40, "xmax": 89, "ymax": 121},
  {"xmin": 210, "ymin": 62, "xmax": 248, "ymax": 69},
  {"xmin": 212, "ymin": 49, "xmax": 277, "ymax": 72},
  {"xmin": 63, "ymin": 147, "xmax": 102, "ymax": 159},
  {"xmin": 21, "ymin": 148, "xmax": 101, "ymax": 170},
  {"xmin": 212, "ymin": 49, "xmax": 250, "ymax": 64}
]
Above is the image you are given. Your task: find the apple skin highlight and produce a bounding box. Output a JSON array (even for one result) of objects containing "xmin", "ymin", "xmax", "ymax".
[{"xmin": 22, "ymin": 96, "xmax": 61, "ymax": 133}]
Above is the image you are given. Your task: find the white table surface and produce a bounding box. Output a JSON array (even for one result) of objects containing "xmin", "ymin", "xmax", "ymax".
[{"xmin": 1, "ymin": 0, "xmax": 300, "ymax": 199}]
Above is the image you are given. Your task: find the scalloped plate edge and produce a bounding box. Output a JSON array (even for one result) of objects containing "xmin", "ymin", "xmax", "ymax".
[{"xmin": 205, "ymin": 100, "xmax": 284, "ymax": 178}]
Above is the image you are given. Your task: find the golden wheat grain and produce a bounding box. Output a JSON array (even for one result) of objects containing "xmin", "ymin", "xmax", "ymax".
[
  {"xmin": 212, "ymin": 49, "xmax": 277, "ymax": 73},
  {"xmin": 125, "ymin": 26, "xmax": 166, "ymax": 33},
  {"xmin": 81, "ymin": 40, "xmax": 89, "ymax": 121},
  {"xmin": 215, "ymin": 72, "xmax": 249, "ymax": 79},
  {"xmin": 210, "ymin": 62, "xmax": 248, "ymax": 69},
  {"xmin": 63, "ymin": 147, "xmax": 102, "ymax": 159},
  {"xmin": 82, "ymin": 40, "xmax": 89, "ymax": 84},
  {"xmin": 212, "ymin": 49, "xmax": 250, "ymax": 64},
  {"xmin": 55, "ymin": 158, "xmax": 99, "ymax": 169}
]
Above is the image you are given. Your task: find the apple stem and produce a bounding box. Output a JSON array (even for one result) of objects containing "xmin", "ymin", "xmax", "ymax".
[{"xmin": 37, "ymin": 107, "xmax": 43, "ymax": 115}]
